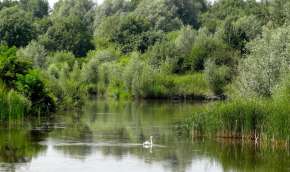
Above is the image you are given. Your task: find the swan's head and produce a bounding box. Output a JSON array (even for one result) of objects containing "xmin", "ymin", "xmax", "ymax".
[{"xmin": 150, "ymin": 136, "xmax": 153, "ymax": 139}]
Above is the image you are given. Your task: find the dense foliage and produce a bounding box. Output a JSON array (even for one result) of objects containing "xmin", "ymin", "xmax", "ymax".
[{"xmin": 0, "ymin": 0, "xmax": 289, "ymax": 124}]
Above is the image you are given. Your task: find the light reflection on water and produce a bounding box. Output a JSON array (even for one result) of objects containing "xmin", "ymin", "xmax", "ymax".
[{"xmin": 0, "ymin": 100, "xmax": 290, "ymax": 172}]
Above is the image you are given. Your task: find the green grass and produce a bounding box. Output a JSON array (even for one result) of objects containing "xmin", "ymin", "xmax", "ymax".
[
  {"xmin": 169, "ymin": 73, "xmax": 211, "ymax": 97},
  {"xmin": 183, "ymin": 96, "xmax": 290, "ymax": 141},
  {"xmin": 130, "ymin": 72, "xmax": 211, "ymax": 99},
  {"xmin": 99, "ymin": 72, "xmax": 211, "ymax": 100},
  {"xmin": 0, "ymin": 83, "xmax": 31, "ymax": 121},
  {"xmin": 182, "ymin": 74, "xmax": 290, "ymax": 141}
]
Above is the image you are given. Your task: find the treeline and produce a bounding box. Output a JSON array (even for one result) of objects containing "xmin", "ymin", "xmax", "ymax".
[{"xmin": 0, "ymin": 0, "xmax": 289, "ymax": 120}]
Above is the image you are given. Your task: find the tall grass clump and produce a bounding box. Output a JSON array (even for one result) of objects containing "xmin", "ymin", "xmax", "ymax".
[
  {"xmin": 0, "ymin": 83, "xmax": 31, "ymax": 121},
  {"xmin": 184, "ymin": 98, "xmax": 267, "ymax": 139},
  {"xmin": 164, "ymin": 73, "xmax": 211, "ymax": 98},
  {"xmin": 264, "ymin": 75, "xmax": 290, "ymax": 140},
  {"xmin": 184, "ymin": 86, "xmax": 290, "ymax": 141}
]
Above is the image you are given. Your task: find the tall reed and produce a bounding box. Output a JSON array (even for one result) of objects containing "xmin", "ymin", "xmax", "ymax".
[
  {"xmin": 183, "ymin": 97, "xmax": 290, "ymax": 141},
  {"xmin": 0, "ymin": 83, "xmax": 31, "ymax": 121}
]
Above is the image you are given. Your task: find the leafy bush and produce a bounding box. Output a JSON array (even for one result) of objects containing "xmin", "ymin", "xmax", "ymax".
[
  {"xmin": 134, "ymin": 0, "xmax": 182, "ymax": 32},
  {"xmin": 146, "ymin": 40, "xmax": 180, "ymax": 74},
  {"xmin": 189, "ymin": 29, "xmax": 237, "ymax": 72},
  {"xmin": 17, "ymin": 41, "xmax": 47, "ymax": 68},
  {"xmin": 16, "ymin": 70, "xmax": 55, "ymax": 113},
  {"xmin": 47, "ymin": 60, "xmax": 86, "ymax": 107},
  {"xmin": 0, "ymin": 45, "xmax": 32, "ymax": 87},
  {"xmin": 46, "ymin": 51, "xmax": 76, "ymax": 68},
  {"xmin": 237, "ymin": 26, "xmax": 290, "ymax": 97},
  {"xmin": 205, "ymin": 60, "xmax": 231, "ymax": 95}
]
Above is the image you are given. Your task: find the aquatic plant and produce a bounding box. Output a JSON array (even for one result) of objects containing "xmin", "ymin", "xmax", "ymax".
[{"xmin": 0, "ymin": 83, "xmax": 31, "ymax": 121}]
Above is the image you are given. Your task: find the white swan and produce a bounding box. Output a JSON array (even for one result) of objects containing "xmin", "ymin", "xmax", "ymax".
[{"xmin": 143, "ymin": 136, "xmax": 153, "ymax": 148}]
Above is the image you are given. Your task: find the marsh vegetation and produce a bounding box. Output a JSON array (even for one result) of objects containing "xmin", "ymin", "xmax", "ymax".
[{"xmin": 0, "ymin": 1, "xmax": 289, "ymax": 169}]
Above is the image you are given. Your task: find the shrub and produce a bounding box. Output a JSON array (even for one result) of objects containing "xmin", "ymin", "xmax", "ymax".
[
  {"xmin": 47, "ymin": 60, "xmax": 86, "ymax": 107},
  {"xmin": 81, "ymin": 57, "xmax": 99, "ymax": 84},
  {"xmin": 188, "ymin": 30, "xmax": 237, "ymax": 72},
  {"xmin": 16, "ymin": 70, "xmax": 55, "ymax": 113},
  {"xmin": 46, "ymin": 51, "xmax": 76, "ymax": 68},
  {"xmin": 237, "ymin": 26, "xmax": 290, "ymax": 97},
  {"xmin": 146, "ymin": 40, "xmax": 180, "ymax": 74},
  {"xmin": 205, "ymin": 60, "xmax": 231, "ymax": 95},
  {"xmin": 17, "ymin": 41, "xmax": 48, "ymax": 68},
  {"xmin": 171, "ymin": 73, "xmax": 210, "ymax": 97},
  {"xmin": 0, "ymin": 45, "xmax": 32, "ymax": 85}
]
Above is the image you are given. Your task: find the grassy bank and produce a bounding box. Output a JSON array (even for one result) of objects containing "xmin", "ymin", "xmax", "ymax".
[
  {"xmin": 106, "ymin": 72, "xmax": 211, "ymax": 100},
  {"xmin": 182, "ymin": 77, "xmax": 290, "ymax": 142}
]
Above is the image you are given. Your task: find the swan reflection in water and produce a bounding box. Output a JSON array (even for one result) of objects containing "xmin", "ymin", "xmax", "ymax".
[{"xmin": 143, "ymin": 136, "xmax": 153, "ymax": 153}]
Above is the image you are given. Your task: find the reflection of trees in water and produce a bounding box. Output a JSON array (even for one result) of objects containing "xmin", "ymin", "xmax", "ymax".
[
  {"xmin": 50, "ymin": 111, "xmax": 94, "ymax": 159},
  {"xmin": 51, "ymin": 100, "xmax": 203, "ymax": 172},
  {"xmin": 50, "ymin": 100, "xmax": 290, "ymax": 172},
  {"xmin": 193, "ymin": 140, "xmax": 290, "ymax": 172},
  {"xmin": 0, "ymin": 128, "xmax": 48, "ymax": 172}
]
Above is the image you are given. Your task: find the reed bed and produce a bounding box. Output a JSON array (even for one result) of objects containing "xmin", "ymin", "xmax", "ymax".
[
  {"xmin": 183, "ymin": 95, "xmax": 290, "ymax": 143},
  {"xmin": 0, "ymin": 83, "xmax": 31, "ymax": 121}
]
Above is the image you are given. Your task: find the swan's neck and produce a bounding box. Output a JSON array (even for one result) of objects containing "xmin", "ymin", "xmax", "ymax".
[{"xmin": 150, "ymin": 138, "xmax": 153, "ymax": 145}]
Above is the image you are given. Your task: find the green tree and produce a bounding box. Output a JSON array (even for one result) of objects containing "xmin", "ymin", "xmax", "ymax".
[
  {"xmin": 52, "ymin": 0, "xmax": 96, "ymax": 32},
  {"xmin": 40, "ymin": 0, "xmax": 96, "ymax": 56},
  {"xmin": 189, "ymin": 29, "xmax": 237, "ymax": 72},
  {"xmin": 0, "ymin": 6, "xmax": 35, "ymax": 47},
  {"xmin": 205, "ymin": 60, "xmax": 231, "ymax": 95},
  {"xmin": 17, "ymin": 41, "xmax": 48, "ymax": 68},
  {"xmin": 223, "ymin": 15, "xmax": 262, "ymax": 54},
  {"xmin": 20, "ymin": 0, "xmax": 49, "ymax": 18},
  {"xmin": 81, "ymin": 57, "xmax": 99, "ymax": 84},
  {"xmin": 94, "ymin": 0, "xmax": 132, "ymax": 28},
  {"xmin": 268, "ymin": 0, "xmax": 290, "ymax": 26},
  {"xmin": 237, "ymin": 26, "xmax": 290, "ymax": 97},
  {"xmin": 0, "ymin": 0, "xmax": 18, "ymax": 10},
  {"xmin": 0, "ymin": 45, "xmax": 32, "ymax": 87},
  {"xmin": 96, "ymin": 15, "xmax": 163, "ymax": 53},
  {"xmin": 166, "ymin": 0, "xmax": 207, "ymax": 27},
  {"xmin": 200, "ymin": 0, "xmax": 263, "ymax": 32},
  {"xmin": 134, "ymin": 0, "xmax": 182, "ymax": 32},
  {"xmin": 16, "ymin": 70, "xmax": 55, "ymax": 113},
  {"xmin": 146, "ymin": 40, "xmax": 180, "ymax": 74},
  {"xmin": 40, "ymin": 16, "xmax": 94, "ymax": 57}
]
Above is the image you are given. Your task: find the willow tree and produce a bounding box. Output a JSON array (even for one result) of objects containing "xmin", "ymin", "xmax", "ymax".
[{"xmin": 237, "ymin": 26, "xmax": 290, "ymax": 97}]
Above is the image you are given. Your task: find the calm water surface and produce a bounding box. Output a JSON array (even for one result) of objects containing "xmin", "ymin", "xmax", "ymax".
[{"xmin": 0, "ymin": 100, "xmax": 290, "ymax": 172}]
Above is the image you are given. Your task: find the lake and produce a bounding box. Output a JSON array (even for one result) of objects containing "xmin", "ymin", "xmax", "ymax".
[{"xmin": 0, "ymin": 100, "xmax": 290, "ymax": 172}]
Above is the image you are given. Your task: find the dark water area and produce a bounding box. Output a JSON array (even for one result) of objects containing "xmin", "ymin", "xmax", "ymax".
[{"xmin": 0, "ymin": 100, "xmax": 290, "ymax": 172}]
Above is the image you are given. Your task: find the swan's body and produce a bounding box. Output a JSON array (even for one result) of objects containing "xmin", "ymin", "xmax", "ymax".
[{"xmin": 143, "ymin": 136, "xmax": 153, "ymax": 148}]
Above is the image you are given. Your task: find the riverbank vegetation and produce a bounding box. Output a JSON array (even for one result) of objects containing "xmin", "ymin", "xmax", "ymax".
[
  {"xmin": 183, "ymin": 91, "xmax": 290, "ymax": 142},
  {"xmin": 182, "ymin": 5, "xmax": 290, "ymax": 142},
  {"xmin": 0, "ymin": 0, "xmax": 289, "ymax": 126}
]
